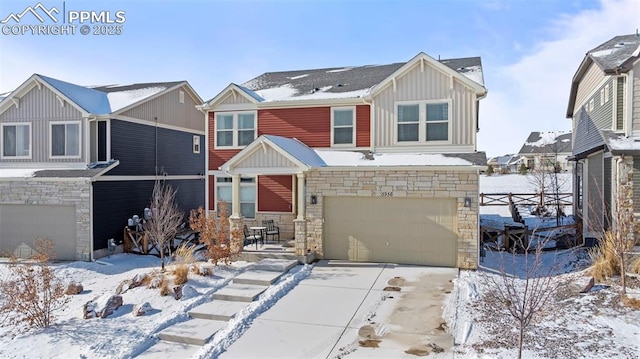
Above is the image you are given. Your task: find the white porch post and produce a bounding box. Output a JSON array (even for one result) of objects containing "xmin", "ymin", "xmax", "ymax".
[
  {"xmin": 296, "ymin": 173, "xmax": 305, "ymax": 220},
  {"xmin": 231, "ymin": 174, "xmax": 241, "ymax": 217}
]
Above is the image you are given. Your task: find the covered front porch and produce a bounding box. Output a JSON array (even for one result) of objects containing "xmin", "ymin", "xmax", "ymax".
[{"xmin": 218, "ymin": 135, "xmax": 327, "ymax": 257}]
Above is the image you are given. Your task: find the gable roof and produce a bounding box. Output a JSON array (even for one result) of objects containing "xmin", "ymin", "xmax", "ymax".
[
  {"xmin": 567, "ymin": 33, "xmax": 640, "ymax": 117},
  {"xmin": 203, "ymin": 53, "xmax": 485, "ymax": 106},
  {"xmin": 0, "ymin": 75, "xmax": 198, "ymax": 117},
  {"xmin": 518, "ymin": 131, "xmax": 573, "ymax": 155}
]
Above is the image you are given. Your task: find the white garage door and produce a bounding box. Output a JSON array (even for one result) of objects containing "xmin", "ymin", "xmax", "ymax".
[
  {"xmin": 0, "ymin": 204, "xmax": 77, "ymax": 260},
  {"xmin": 323, "ymin": 197, "xmax": 458, "ymax": 267}
]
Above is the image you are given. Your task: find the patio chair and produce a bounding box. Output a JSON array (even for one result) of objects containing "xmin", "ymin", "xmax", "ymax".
[
  {"xmin": 243, "ymin": 225, "xmax": 262, "ymax": 247},
  {"xmin": 262, "ymin": 219, "xmax": 280, "ymax": 242}
]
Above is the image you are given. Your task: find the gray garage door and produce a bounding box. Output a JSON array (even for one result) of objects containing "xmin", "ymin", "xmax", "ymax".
[
  {"xmin": 323, "ymin": 197, "xmax": 458, "ymax": 267},
  {"xmin": 0, "ymin": 204, "xmax": 77, "ymax": 260}
]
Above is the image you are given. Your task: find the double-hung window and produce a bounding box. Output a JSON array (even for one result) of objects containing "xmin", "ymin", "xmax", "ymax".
[
  {"xmin": 216, "ymin": 177, "xmax": 256, "ymax": 218},
  {"xmin": 215, "ymin": 112, "xmax": 256, "ymax": 148},
  {"xmin": 396, "ymin": 101, "xmax": 450, "ymax": 143},
  {"xmin": 51, "ymin": 121, "xmax": 80, "ymax": 158},
  {"xmin": 331, "ymin": 107, "xmax": 356, "ymax": 146},
  {"xmin": 1, "ymin": 123, "xmax": 31, "ymax": 158}
]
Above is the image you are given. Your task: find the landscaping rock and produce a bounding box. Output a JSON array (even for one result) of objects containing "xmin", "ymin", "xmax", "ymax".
[
  {"xmin": 83, "ymin": 294, "xmax": 123, "ymax": 319},
  {"xmin": 65, "ymin": 282, "xmax": 83, "ymax": 295},
  {"xmin": 116, "ymin": 279, "xmax": 133, "ymax": 294},
  {"xmin": 116, "ymin": 273, "xmax": 148, "ymax": 294},
  {"xmin": 132, "ymin": 302, "xmax": 152, "ymax": 317},
  {"xmin": 580, "ymin": 277, "xmax": 595, "ymax": 293}
]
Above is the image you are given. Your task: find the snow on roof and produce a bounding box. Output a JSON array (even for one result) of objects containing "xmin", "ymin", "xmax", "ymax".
[
  {"xmin": 326, "ymin": 67, "xmax": 354, "ymax": 73},
  {"xmin": 263, "ymin": 135, "xmax": 326, "ymax": 167},
  {"xmin": 526, "ymin": 131, "xmax": 567, "ymax": 147},
  {"xmin": 106, "ymin": 86, "xmax": 167, "ymax": 111},
  {"xmin": 518, "ymin": 131, "xmax": 573, "ymax": 154},
  {"xmin": 38, "ymin": 75, "xmax": 111, "ymax": 114},
  {"xmin": 606, "ymin": 135, "xmax": 640, "ymax": 151},
  {"xmin": 255, "ymin": 85, "xmax": 298, "ymax": 102},
  {"xmin": 289, "ymin": 74, "xmax": 309, "ymax": 80},
  {"xmin": 457, "ymin": 65, "xmax": 484, "ymax": 86},
  {"xmin": 0, "ymin": 168, "xmax": 44, "ymax": 178},
  {"xmin": 315, "ymin": 151, "xmax": 473, "ymax": 167},
  {"xmin": 256, "ymin": 84, "xmax": 369, "ymax": 102}
]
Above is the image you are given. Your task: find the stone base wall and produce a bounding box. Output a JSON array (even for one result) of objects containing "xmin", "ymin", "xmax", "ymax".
[
  {"xmin": 304, "ymin": 169, "xmax": 479, "ymax": 269},
  {"xmin": 0, "ymin": 178, "xmax": 92, "ymax": 261}
]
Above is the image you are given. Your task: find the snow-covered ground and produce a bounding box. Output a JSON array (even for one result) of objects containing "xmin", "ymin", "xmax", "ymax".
[{"xmin": 0, "ymin": 173, "xmax": 638, "ymax": 358}]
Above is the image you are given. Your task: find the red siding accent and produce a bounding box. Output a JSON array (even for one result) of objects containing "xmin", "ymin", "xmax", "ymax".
[
  {"xmin": 258, "ymin": 107, "xmax": 331, "ymax": 147},
  {"xmin": 258, "ymin": 175, "xmax": 293, "ymax": 212},
  {"xmin": 208, "ymin": 175, "xmax": 215, "ymax": 210},
  {"xmin": 356, "ymin": 105, "xmax": 371, "ymax": 147}
]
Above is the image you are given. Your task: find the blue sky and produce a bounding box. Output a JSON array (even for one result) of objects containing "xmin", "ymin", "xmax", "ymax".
[{"xmin": 1, "ymin": 0, "xmax": 638, "ymax": 158}]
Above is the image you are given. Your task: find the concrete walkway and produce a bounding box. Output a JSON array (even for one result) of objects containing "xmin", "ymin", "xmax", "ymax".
[
  {"xmin": 137, "ymin": 258, "xmax": 299, "ymax": 358},
  {"xmin": 221, "ymin": 260, "xmax": 457, "ymax": 358}
]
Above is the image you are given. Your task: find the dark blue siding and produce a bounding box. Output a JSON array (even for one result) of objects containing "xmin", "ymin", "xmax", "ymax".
[
  {"xmin": 92, "ymin": 179, "xmax": 204, "ymax": 250},
  {"xmin": 107, "ymin": 119, "xmax": 205, "ymax": 176},
  {"xmin": 98, "ymin": 121, "xmax": 107, "ymax": 161}
]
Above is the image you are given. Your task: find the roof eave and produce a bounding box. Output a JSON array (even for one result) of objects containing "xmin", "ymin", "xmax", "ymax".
[{"xmin": 201, "ymin": 83, "xmax": 262, "ymax": 110}]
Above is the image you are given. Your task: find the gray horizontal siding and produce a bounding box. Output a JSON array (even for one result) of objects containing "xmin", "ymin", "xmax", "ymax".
[
  {"xmin": 572, "ymin": 78, "xmax": 614, "ymax": 156},
  {"xmin": 106, "ymin": 119, "xmax": 204, "ymax": 176}
]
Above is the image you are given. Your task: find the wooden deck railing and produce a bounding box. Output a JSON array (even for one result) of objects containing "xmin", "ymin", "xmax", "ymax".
[{"xmin": 479, "ymin": 192, "xmax": 572, "ymax": 207}]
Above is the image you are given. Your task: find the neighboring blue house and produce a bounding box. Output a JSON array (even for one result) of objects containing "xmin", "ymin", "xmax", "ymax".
[{"xmin": 0, "ymin": 74, "xmax": 205, "ymax": 260}]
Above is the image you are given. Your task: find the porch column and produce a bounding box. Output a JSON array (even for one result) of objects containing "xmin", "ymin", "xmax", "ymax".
[
  {"xmin": 231, "ymin": 174, "xmax": 241, "ymax": 217},
  {"xmin": 296, "ymin": 173, "xmax": 305, "ymax": 220}
]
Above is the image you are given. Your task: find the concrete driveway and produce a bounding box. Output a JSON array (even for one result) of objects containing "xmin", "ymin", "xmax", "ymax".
[{"xmin": 221, "ymin": 260, "xmax": 458, "ymax": 358}]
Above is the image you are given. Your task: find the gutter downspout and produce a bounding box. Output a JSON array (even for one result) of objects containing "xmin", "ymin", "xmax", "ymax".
[{"xmin": 624, "ymin": 70, "xmax": 634, "ymax": 136}]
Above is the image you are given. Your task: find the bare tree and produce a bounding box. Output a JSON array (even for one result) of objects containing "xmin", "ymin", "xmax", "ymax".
[
  {"xmin": 0, "ymin": 239, "xmax": 69, "ymax": 329},
  {"xmin": 527, "ymin": 140, "xmax": 569, "ymax": 226},
  {"xmin": 482, "ymin": 234, "xmax": 565, "ymax": 359},
  {"xmin": 144, "ymin": 180, "xmax": 183, "ymax": 272}
]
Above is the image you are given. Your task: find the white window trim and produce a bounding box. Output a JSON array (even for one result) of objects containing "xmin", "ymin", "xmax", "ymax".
[
  {"xmin": 193, "ymin": 135, "xmax": 200, "ymax": 154},
  {"xmin": 214, "ymin": 110, "xmax": 257, "ymax": 149},
  {"xmin": 394, "ymin": 99, "xmax": 452, "ymax": 144},
  {"xmin": 214, "ymin": 176, "xmax": 257, "ymax": 219},
  {"xmin": 604, "ymin": 83, "xmax": 610, "ymax": 103},
  {"xmin": 330, "ymin": 106, "xmax": 356, "ymax": 147},
  {"xmin": 179, "ymin": 90, "xmax": 185, "ymax": 104},
  {"xmin": 49, "ymin": 120, "xmax": 82, "ymax": 159},
  {"xmin": 0, "ymin": 122, "xmax": 32, "ymax": 160}
]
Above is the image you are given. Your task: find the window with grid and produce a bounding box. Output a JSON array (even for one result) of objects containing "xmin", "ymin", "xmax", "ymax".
[
  {"xmin": 426, "ymin": 103, "xmax": 448, "ymax": 141},
  {"xmin": 216, "ymin": 177, "xmax": 256, "ymax": 218},
  {"xmin": 397, "ymin": 104, "xmax": 419, "ymax": 142},
  {"xmin": 215, "ymin": 112, "xmax": 256, "ymax": 148},
  {"xmin": 332, "ymin": 107, "xmax": 355, "ymax": 145}
]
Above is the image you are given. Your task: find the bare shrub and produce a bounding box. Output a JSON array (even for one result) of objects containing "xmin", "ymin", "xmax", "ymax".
[
  {"xmin": 0, "ymin": 239, "xmax": 69, "ymax": 329},
  {"xmin": 482, "ymin": 234, "xmax": 566, "ymax": 359},
  {"xmin": 159, "ymin": 276, "xmax": 171, "ymax": 296},
  {"xmin": 144, "ymin": 179, "xmax": 184, "ymax": 272},
  {"xmin": 192, "ymin": 265, "xmax": 212, "ymax": 276},
  {"xmin": 189, "ymin": 202, "xmax": 240, "ymax": 266}
]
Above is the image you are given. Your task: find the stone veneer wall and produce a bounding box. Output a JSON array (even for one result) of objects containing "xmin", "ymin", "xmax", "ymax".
[
  {"xmin": 304, "ymin": 169, "xmax": 479, "ymax": 269},
  {"xmin": 243, "ymin": 212, "xmax": 295, "ymax": 240},
  {"xmin": 0, "ymin": 178, "xmax": 92, "ymax": 260}
]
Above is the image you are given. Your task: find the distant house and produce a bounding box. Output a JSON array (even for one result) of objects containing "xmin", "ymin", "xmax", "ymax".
[
  {"xmin": 566, "ymin": 33, "xmax": 640, "ymax": 237},
  {"xmin": 0, "ymin": 74, "xmax": 204, "ymax": 260},
  {"xmin": 487, "ymin": 154, "xmax": 521, "ymax": 173},
  {"xmin": 200, "ymin": 52, "xmax": 488, "ymax": 269},
  {"xmin": 516, "ymin": 131, "xmax": 573, "ymax": 172}
]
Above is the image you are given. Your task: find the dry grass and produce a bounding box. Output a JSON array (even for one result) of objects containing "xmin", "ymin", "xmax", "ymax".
[
  {"xmin": 630, "ymin": 257, "xmax": 640, "ymax": 275},
  {"xmin": 589, "ymin": 232, "xmax": 618, "ymax": 282},
  {"xmin": 173, "ymin": 266, "xmax": 189, "ymax": 285},
  {"xmin": 191, "ymin": 264, "xmax": 212, "ymax": 276},
  {"xmin": 172, "ymin": 244, "xmax": 196, "ymax": 285},
  {"xmin": 159, "ymin": 276, "xmax": 171, "ymax": 296},
  {"xmin": 622, "ymin": 295, "xmax": 640, "ymax": 309}
]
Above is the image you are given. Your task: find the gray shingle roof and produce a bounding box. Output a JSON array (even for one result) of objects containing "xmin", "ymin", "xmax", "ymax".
[
  {"xmin": 518, "ymin": 131, "xmax": 573, "ymax": 155},
  {"xmin": 33, "ymin": 168, "xmax": 107, "ymax": 178},
  {"xmin": 240, "ymin": 57, "xmax": 483, "ymax": 99},
  {"xmin": 588, "ymin": 34, "xmax": 640, "ymax": 72},
  {"xmin": 92, "ymin": 82, "xmax": 183, "ymax": 93},
  {"xmin": 443, "ymin": 152, "xmax": 487, "ymax": 166}
]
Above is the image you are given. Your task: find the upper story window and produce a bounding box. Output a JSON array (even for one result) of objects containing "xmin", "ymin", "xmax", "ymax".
[
  {"xmin": 193, "ymin": 135, "xmax": 200, "ymax": 153},
  {"xmin": 331, "ymin": 106, "xmax": 356, "ymax": 146},
  {"xmin": 215, "ymin": 111, "xmax": 256, "ymax": 148},
  {"xmin": 396, "ymin": 100, "xmax": 450, "ymax": 143},
  {"xmin": 51, "ymin": 121, "xmax": 80, "ymax": 158},
  {"xmin": 1, "ymin": 123, "xmax": 31, "ymax": 159},
  {"xmin": 179, "ymin": 90, "xmax": 185, "ymax": 104}
]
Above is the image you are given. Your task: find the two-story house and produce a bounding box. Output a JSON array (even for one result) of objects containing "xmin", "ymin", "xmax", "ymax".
[
  {"xmin": 200, "ymin": 53, "xmax": 487, "ymax": 269},
  {"xmin": 567, "ymin": 33, "xmax": 640, "ymax": 238},
  {"xmin": 517, "ymin": 131, "xmax": 573, "ymax": 172},
  {"xmin": 0, "ymin": 74, "xmax": 205, "ymax": 260}
]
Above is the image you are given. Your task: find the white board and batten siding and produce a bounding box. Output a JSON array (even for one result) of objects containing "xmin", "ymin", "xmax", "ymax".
[
  {"xmin": 121, "ymin": 87, "xmax": 205, "ymax": 132},
  {"xmin": 0, "ymin": 84, "xmax": 87, "ymax": 164},
  {"xmin": 219, "ymin": 91, "xmax": 254, "ymax": 106},
  {"xmin": 232, "ymin": 146, "xmax": 300, "ymax": 171},
  {"xmin": 372, "ymin": 61, "xmax": 477, "ymax": 151}
]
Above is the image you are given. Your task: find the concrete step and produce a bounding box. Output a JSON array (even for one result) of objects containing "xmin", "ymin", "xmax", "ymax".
[
  {"xmin": 136, "ymin": 341, "xmax": 201, "ymax": 358},
  {"xmin": 212, "ymin": 283, "xmax": 269, "ymax": 302},
  {"xmin": 188, "ymin": 300, "xmax": 249, "ymax": 321},
  {"xmin": 233, "ymin": 270, "xmax": 283, "ymax": 286},
  {"xmin": 158, "ymin": 318, "xmax": 227, "ymax": 346},
  {"xmin": 253, "ymin": 258, "xmax": 299, "ymax": 272}
]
